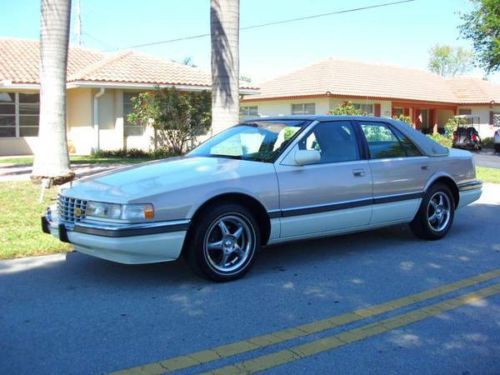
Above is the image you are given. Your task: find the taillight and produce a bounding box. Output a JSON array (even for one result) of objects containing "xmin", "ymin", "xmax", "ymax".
[{"xmin": 471, "ymin": 133, "xmax": 478, "ymax": 142}]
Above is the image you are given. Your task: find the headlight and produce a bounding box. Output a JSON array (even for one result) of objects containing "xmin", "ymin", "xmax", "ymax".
[{"xmin": 86, "ymin": 202, "xmax": 154, "ymax": 221}]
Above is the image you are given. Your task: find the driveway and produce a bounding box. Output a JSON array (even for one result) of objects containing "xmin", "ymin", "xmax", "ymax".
[
  {"xmin": 1, "ymin": 185, "xmax": 499, "ymax": 374},
  {"xmin": 473, "ymin": 150, "xmax": 500, "ymax": 169}
]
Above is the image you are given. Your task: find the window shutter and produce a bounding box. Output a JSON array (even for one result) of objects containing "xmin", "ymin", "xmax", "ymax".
[
  {"xmin": 490, "ymin": 111, "xmax": 494, "ymax": 125},
  {"xmin": 374, "ymin": 104, "xmax": 381, "ymax": 117}
]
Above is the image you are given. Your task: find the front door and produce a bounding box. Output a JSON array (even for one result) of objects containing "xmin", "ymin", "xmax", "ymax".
[{"xmin": 275, "ymin": 121, "xmax": 373, "ymax": 239}]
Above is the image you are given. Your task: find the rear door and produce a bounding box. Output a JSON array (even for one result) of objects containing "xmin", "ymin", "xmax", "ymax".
[
  {"xmin": 357, "ymin": 120, "xmax": 432, "ymax": 224},
  {"xmin": 275, "ymin": 120, "xmax": 373, "ymax": 239}
]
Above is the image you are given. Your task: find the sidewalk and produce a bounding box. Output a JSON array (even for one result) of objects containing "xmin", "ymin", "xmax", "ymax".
[{"xmin": 0, "ymin": 163, "xmax": 128, "ymax": 182}]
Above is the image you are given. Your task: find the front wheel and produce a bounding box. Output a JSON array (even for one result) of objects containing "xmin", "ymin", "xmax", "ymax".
[
  {"xmin": 410, "ymin": 183, "xmax": 455, "ymax": 240},
  {"xmin": 185, "ymin": 203, "xmax": 260, "ymax": 281}
]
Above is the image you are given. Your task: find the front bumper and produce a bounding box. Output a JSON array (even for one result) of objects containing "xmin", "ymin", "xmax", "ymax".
[{"xmin": 42, "ymin": 208, "xmax": 189, "ymax": 264}]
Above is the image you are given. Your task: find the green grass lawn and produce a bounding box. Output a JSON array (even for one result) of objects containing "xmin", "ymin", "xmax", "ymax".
[
  {"xmin": 477, "ymin": 167, "xmax": 500, "ymax": 184},
  {"xmin": 0, "ymin": 155, "xmax": 150, "ymax": 166},
  {"xmin": 0, "ymin": 181, "xmax": 71, "ymax": 259}
]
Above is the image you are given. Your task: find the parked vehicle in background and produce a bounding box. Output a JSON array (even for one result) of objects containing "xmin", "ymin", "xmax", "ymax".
[
  {"xmin": 42, "ymin": 116, "xmax": 482, "ymax": 281},
  {"xmin": 495, "ymin": 130, "xmax": 500, "ymax": 153},
  {"xmin": 453, "ymin": 125, "xmax": 482, "ymax": 151}
]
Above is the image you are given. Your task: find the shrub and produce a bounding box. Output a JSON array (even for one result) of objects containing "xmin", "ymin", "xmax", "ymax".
[
  {"xmin": 427, "ymin": 133, "xmax": 452, "ymax": 148},
  {"xmin": 329, "ymin": 101, "xmax": 362, "ymax": 115},
  {"xmin": 482, "ymin": 137, "xmax": 494, "ymax": 149},
  {"xmin": 91, "ymin": 148, "xmax": 182, "ymax": 160},
  {"xmin": 128, "ymin": 87, "xmax": 211, "ymax": 154},
  {"xmin": 392, "ymin": 114, "xmax": 412, "ymax": 125}
]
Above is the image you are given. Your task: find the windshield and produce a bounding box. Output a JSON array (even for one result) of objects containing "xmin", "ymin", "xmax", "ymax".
[{"xmin": 188, "ymin": 120, "xmax": 308, "ymax": 162}]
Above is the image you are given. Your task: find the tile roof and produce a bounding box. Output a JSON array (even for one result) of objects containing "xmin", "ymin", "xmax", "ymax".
[
  {"xmin": 0, "ymin": 38, "xmax": 257, "ymax": 90},
  {"xmin": 245, "ymin": 58, "xmax": 500, "ymax": 105},
  {"xmin": 446, "ymin": 76, "xmax": 500, "ymax": 104}
]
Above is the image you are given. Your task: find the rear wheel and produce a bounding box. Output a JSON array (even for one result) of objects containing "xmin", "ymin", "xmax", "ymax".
[
  {"xmin": 185, "ymin": 203, "xmax": 260, "ymax": 281},
  {"xmin": 410, "ymin": 183, "xmax": 455, "ymax": 240}
]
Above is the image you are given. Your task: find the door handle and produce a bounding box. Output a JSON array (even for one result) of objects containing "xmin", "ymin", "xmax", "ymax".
[
  {"xmin": 421, "ymin": 165, "xmax": 429, "ymax": 171},
  {"xmin": 352, "ymin": 169, "xmax": 366, "ymax": 177}
]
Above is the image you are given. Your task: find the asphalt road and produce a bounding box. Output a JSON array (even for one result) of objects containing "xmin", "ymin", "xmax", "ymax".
[
  {"xmin": 1, "ymin": 185, "xmax": 499, "ymax": 375},
  {"xmin": 473, "ymin": 150, "xmax": 500, "ymax": 169}
]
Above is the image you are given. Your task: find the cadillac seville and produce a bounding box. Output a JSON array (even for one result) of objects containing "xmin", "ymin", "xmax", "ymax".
[{"xmin": 42, "ymin": 116, "xmax": 482, "ymax": 281}]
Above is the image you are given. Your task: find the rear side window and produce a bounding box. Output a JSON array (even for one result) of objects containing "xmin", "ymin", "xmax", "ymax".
[{"xmin": 360, "ymin": 122, "xmax": 421, "ymax": 159}]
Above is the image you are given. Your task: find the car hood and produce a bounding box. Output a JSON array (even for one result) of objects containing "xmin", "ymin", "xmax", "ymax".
[{"xmin": 63, "ymin": 156, "xmax": 274, "ymax": 203}]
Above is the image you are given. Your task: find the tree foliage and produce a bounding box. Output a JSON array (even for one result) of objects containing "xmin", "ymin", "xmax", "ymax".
[
  {"xmin": 460, "ymin": 0, "xmax": 500, "ymax": 73},
  {"xmin": 329, "ymin": 101, "xmax": 362, "ymax": 115},
  {"xmin": 392, "ymin": 114, "xmax": 412, "ymax": 125},
  {"xmin": 428, "ymin": 44, "xmax": 473, "ymax": 76},
  {"xmin": 128, "ymin": 88, "xmax": 211, "ymax": 154}
]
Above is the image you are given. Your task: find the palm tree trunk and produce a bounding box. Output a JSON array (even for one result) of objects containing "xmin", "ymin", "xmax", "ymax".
[
  {"xmin": 210, "ymin": 0, "xmax": 240, "ymax": 135},
  {"xmin": 32, "ymin": 0, "xmax": 74, "ymax": 185}
]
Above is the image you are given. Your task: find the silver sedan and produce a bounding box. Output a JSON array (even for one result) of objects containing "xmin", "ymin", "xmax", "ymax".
[{"xmin": 42, "ymin": 116, "xmax": 482, "ymax": 281}]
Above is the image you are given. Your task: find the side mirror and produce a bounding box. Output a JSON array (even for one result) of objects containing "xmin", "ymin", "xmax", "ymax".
[{"xmin": 294, "ymin": 149, "xmax": 320, "ymax": 166}]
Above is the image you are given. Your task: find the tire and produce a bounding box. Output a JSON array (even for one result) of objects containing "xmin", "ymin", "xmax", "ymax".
[
  {"xmin": 495, "ymin": 144, "xmax": 500, "ymax": 153},
  {"xmin": 410, "ymin": 183, "xmax": 455, "ymax": 240},
  {"xmin": 185, "ymin": 203, "xmax": 260, "ymax": 282}
]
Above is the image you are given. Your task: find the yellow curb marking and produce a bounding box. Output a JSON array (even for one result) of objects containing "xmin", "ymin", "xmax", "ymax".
[
  {"xmin": 111, "ymin": 269, "xmax": 500, "ymax": 375},
  {"xmin": 205, "ymin": 284, "xmax": 500, "ymax": 375}
]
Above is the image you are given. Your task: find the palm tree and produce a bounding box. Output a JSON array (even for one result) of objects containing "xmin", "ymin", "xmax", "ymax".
[
  {"xmin": 32, "ymin": 0, "xmax": 74, "ymax": 185},
  {"xmin": 210, "ymin": 0, "xmax": 240, "ymax": 135}
]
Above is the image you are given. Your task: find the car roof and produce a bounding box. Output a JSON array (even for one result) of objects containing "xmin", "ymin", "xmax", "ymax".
[{"xmin": 244, "ymin": 115, "xmax": 389, "ymax": 122}]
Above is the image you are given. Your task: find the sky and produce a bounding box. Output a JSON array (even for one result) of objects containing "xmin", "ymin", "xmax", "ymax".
[{"xmin": 1, "ymin": 0, "xmax": 499, "ymax": 84}]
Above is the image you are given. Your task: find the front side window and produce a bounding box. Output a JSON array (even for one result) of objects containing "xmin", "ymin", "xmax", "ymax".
[
  {"xmin": 291, "ymin": 103, "xmax": 315, "ymax": 115},
  {"xmin": 189, "ymin": 120, "xmax": 307, "ymax": 162},
  {"xmin": 360, "ymin": 122, "xmax": 420, "ymax": 159},
  {"xmin": 298, "ymin": 121, "xmax": 359, "ymax": 164}
]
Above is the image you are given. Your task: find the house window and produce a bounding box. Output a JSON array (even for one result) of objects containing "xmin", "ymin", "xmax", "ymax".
[
  {"xmin": 240, "ymin": 106, "xmax": 258, "ymax": 117},
  {"xmin": 353, "ymin": 103, "xmax": 374, "ymax": 116},
  {"xmin": 459, "ymin": 109, "xmax": 472, "ymax": 115},
  {"xmin": 19, "ymin": 94, "xmax": 40, "ymax": 137},
  {"xmin": 0, "ymin": 92, "xmax": 40, "ymax": 137},
  {"xmin": 291, "ymin": 103, "xmax": 315, "ymax": 115},
  {"xmin": 123, "ymin": 92, "xmax": 144, "ymax": 136}
]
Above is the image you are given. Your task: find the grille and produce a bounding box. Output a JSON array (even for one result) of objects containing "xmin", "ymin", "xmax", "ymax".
[{"xmin": 58, "ymin": 195, "xmax": 88, "ymax": 224}]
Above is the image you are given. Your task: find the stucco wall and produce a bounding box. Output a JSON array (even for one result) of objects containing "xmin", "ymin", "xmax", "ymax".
[
  {"xmin": 241, "ymin": 97, "xmax": 393, "ymax": 120},
  {"xmin": 243, "ymin": 98, "xmax": 331, "ymax": 118},
  {"xmin": 67, "ymin": 88, "xmax": 93, "ymax": 154}
]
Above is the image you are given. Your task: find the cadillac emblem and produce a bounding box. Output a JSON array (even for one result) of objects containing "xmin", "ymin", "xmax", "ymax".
[{"xmin": 74, "ymin": 207, "xmax": 82, "ymax": 217}]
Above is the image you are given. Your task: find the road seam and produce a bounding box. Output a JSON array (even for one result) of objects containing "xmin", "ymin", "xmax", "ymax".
[{"xmin": 110, "ymin": 269, "xmax": 500, "ymax": 375}]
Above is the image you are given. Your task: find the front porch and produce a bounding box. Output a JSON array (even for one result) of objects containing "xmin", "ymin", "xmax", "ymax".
[{"xmin": 392, "ymin": 101, "xmax": 457, "ymax": 134}]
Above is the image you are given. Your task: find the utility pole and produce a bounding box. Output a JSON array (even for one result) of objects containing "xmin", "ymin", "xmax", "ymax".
[{"xmin": 76, "ymin": 0, "xmax": 82, "ymax": 46}]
